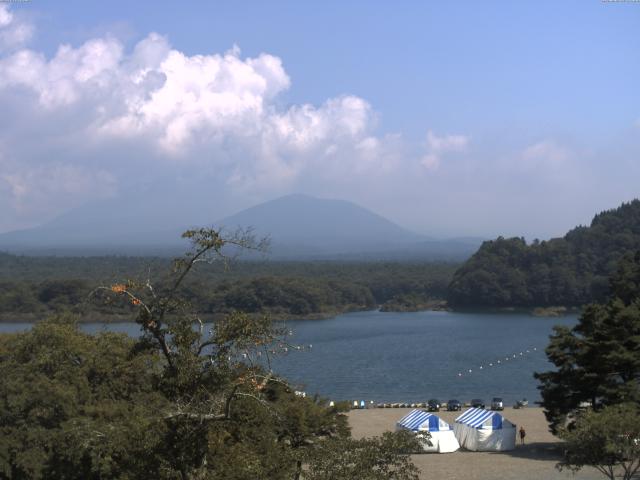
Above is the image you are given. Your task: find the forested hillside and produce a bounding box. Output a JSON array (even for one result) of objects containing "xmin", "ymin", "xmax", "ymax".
[
  {"xmin": 0, "ymin": 255, "xmax": 456, "ymax": 320},
  {"xmin": 448, "ymin": 200, "xmax": 640, "ymax": 307}
]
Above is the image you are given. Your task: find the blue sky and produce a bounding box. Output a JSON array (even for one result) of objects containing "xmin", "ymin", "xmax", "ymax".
[{"xmin": 0, "ymin": 0, "xmax": 639, "ymax": 238}]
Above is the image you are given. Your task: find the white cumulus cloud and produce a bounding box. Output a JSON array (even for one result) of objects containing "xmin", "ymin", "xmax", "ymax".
[
  {"xmin": 0, "ymin": 6, "xmax": 11, "ymax": 28},
  {"xmin": 521, "ymin": 140, "xmax": 571, "ymax": 171},
  {"xmin": 0, "ymin": 38, "xmax": 124, "ymax": 107},
  {"xmin": 421, "ymin": 130, "xmax": 469, "ymax": 170},
  {"xmin": 0, "ymin": 8, "xmax": 405, "ymax": 231},
  {"xmin": 0, "ymin": 5, "xmax": 33, "ymax": 52}
]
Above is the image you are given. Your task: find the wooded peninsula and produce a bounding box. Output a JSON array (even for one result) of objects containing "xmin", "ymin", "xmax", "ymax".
[{"xmin": 0, "ymin": 256, "xmax": 456, "ymax": 321}]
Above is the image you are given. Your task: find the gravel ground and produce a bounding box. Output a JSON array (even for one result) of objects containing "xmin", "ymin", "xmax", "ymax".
[{"xmin": 347, "ymin": 407, "xmax": 604, "ymax": 480}]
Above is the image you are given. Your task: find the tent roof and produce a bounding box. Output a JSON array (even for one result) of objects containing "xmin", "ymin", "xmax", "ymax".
[
  {"xmin": 455, "ymin": 408, "xmax": 511, "ymax": 429},
  {"xmin": 397, "ymin": 409, "xmax": 451, "ymax": 432}
]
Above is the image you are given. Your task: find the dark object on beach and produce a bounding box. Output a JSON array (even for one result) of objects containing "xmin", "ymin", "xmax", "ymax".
[
  {"xmin": 519, "ymin": 426, "xmax": 526, "ymax": 445},
  {"xmin": 513, "ymin": 398, "xmax": 528, "ymax": 409},
  {"xmin": 491, "ymin": 397, "xmax": 504, "ymax": 411},
  {"xmin": 427, "ymin": 399, "xmax": 440, "ymax": 412},
  {"xmin": 446, "ymin": 399, "xmax": 462, "ymax": 411},
  {"xmin": 471, "ymin": 399, "xmax": 485, "ymax": 409}
]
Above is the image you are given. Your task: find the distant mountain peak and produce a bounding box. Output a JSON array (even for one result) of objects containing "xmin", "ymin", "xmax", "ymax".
[
  {"xmin": 216, "ymin": 194, "xmax": 424, "ymax": 249},
  {"xmin": 0, "ymin": 193, "xmax": 480, "ymax": 260}
]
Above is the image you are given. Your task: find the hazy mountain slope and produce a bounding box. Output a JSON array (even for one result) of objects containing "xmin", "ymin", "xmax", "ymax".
[
  {"xmin": 0, "ymin": 185, "xmax": 216, "ymax": 252},
  {"xmin": 0, "ymin": 193, "xmax": 480, "ymax": 260},
  {"xmin": 448, "ymin": 199, "xmax": 640, "ymax": 307},
  {"xmin": 216, "ymin": 194, "xmax": 426, "ymax": 252}
]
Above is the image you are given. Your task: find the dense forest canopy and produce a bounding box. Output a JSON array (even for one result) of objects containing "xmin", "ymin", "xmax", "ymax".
[
  {"xmin": 535, "ymin": 251, "xmax": 640, "ymax": 479},
  {"xmin": 535, "ymin": 250, "xmax": 640, "ymax": 433},
  {"xmin": 448, "ymin": 200, "xmax": 640, "ymax": 308},
  {"xmin": 0, "ymin": 255, "xmax": 457, "ymax": 320}
]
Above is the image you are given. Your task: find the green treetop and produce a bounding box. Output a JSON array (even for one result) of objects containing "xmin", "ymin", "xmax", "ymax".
[{"xmin": 535, "ymin": 251, "xmax": 640, "ymax": 434}]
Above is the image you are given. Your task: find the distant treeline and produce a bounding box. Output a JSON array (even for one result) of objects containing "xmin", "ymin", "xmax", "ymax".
[
  {"xmin": 0, "ymin": 254, "xmax": 457, "ymax": 320},
  {"xmin": 448, "ymin": 200, "xmax": 640, "ymax": 307}
]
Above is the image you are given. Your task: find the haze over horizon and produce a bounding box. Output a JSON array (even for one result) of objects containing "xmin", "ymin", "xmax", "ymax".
[{"xmin": 1, "ymin": 1, "xmax": 638, "ymax": 240}]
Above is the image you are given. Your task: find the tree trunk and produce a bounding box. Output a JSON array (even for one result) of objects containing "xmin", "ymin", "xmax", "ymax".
[{"xmin": 294, "ymin": 459, "xmax": 303, "ymax": 480}]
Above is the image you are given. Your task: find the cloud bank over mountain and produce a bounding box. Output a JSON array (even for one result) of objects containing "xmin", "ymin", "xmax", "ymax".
[
  {"xmin": 0, "ymin": 4, "xmax": 472, "ymax": 234},
  {"xmin": 0, "ymin": 3, "xmax": 637, "ymax": 240}
]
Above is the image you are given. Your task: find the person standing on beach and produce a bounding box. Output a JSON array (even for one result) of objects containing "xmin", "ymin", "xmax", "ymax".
[{"xmin": 519, "ymin": 426, "xmax": 526, "ymax": 445}]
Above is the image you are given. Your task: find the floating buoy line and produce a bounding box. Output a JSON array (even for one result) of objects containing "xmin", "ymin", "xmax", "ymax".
[
  {"xmin": 228, "ymin": 342, "xmax": 313, "ymax": 364},
  {"xmin": 456, "ymin": 347, "xmax": 540, "ymax": 378}
]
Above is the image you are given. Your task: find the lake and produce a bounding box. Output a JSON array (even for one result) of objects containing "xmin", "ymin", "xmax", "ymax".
[{"xmin": 0, "ymin": 310, "xmax": 576, "ymax": 406}]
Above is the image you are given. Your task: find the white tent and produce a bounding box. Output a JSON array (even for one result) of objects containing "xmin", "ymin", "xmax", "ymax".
[
  {"xmin": 453, "ymin": 407, "xmax": 516, "ymax": 451},
  {"xmin": 396, "ymin": 409, "xmax": 460, "ymax": 453}
]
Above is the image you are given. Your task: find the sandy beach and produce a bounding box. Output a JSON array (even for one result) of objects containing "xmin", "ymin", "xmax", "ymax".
[{"xmin": 348, "ymin": 407, "xmax": 603, "ymax": 480}]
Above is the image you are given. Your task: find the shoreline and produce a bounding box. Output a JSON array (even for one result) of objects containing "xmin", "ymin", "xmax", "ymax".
[{"xmin": 0, "ymin": 304, "xmax": 581, "ymax": 324}]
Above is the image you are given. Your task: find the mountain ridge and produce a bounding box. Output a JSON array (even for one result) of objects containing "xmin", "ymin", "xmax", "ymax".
[{"xmin": 0, "ymin": 194, "xmax": 481, "ymax": 260}]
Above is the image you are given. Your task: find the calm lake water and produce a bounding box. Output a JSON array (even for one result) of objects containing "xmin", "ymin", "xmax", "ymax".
[{"xmin": 0, "ymin": 310, "xmax": 577, "ymax": 405}]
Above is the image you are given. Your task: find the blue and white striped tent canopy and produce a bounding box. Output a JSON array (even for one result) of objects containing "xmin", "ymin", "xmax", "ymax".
[
  {"xmin": 455, "ymin": 408, "xmax": 509, "ymax": 429},
  {"xmin": 397, "ymin": 409, "xmax": 452, "ymax": 432}
]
